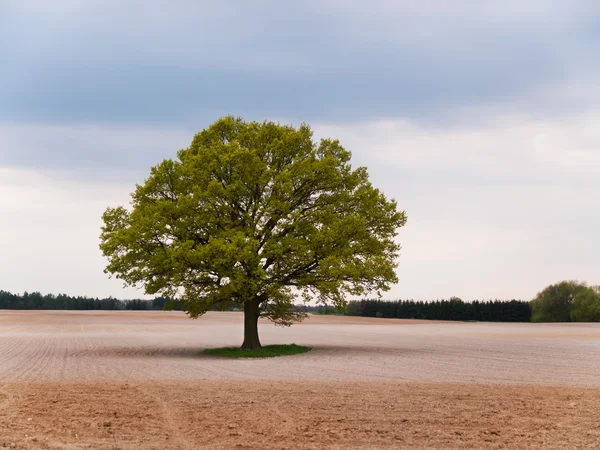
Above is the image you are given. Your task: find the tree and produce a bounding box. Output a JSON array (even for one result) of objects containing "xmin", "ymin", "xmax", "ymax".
[
  {"xmin": 570, "ymin": 288, "xmax": 600, "ymax": 322},
  {"xmin": 100, "ymin": 117, "xmax": 407, "ymax": 349},
  {"xmin": 531, "ymin": 280, "xmax": 591, "ymax": 322}
]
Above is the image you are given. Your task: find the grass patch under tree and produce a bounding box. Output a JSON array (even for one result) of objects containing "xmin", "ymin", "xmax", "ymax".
[{"xmin": 203, "ymin": 344, "xmax": 311, "ymax": 359}]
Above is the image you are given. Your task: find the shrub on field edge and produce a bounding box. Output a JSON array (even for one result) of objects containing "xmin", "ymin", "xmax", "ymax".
[{"xmin": 531, "ymin": 280, "xmax": 600, "ymax": 322}]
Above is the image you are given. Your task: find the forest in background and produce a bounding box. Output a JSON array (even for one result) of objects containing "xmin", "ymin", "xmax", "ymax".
[
  {"xmin": 316, "ymin": 298, "xmax": 531, "ymax": 322},
  {"xmin": 0, "ymin": 290, "xmax": 530, "ymax": 322},
  {"xmin": 3, "ymin": 281, "xmax": 598, "ymax": 323},
  {"xmin": 0, "ymin": 290, "xmax": 169, "ymax": 311}
]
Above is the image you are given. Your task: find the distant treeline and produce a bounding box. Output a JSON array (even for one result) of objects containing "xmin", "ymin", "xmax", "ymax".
[
  {"xmin": 0, "ymin": 291, "xmax": 531, "ymax": 322},
  {"xmin": 0, "ymin": 290, "xmax": 171, "ymax": 311},
  {"xmin": 316, "ymin": 298, "xmax": 532, "ymax": 322}
]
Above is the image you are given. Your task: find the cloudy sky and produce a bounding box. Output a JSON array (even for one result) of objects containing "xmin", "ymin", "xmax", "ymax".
[{"xmin": 1, "ymin": 1, "xmax": 599, "ymax": 301}]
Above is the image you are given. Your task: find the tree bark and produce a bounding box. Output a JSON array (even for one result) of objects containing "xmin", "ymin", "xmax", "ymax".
[{"xmin": 241, "ymin": 298, "xmax": 262, "ymax": 350}]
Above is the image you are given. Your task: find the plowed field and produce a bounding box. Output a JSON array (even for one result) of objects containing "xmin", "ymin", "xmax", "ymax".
[{"xmin": 1, "ymin": 311, "xmax": 599, "ymax": 449}]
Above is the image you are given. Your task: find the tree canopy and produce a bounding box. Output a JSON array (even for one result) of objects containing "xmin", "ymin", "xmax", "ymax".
[
  {"xmin": 531, "ymin": 280, "xmax": 600, "ymax": 322},
  {"xmin": 570, "ymin": 287, "xmax": 600, "ymax": 322},
  {"xmin": 100, "ymin": 117, "xmax": 407, "ymax": 348}
]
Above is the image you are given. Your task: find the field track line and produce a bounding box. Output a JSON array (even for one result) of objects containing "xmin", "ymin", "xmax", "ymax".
[
  {"xmin": 0, "ymin": 385, "xmax": 10, "ymax": 411},
  {"xmin": 0, "ymin": 384, "xmax": 18, "ymax": 427},
  {"xmin": 134, "ymin": 385, "xmax": 194, "ymax": 450}
]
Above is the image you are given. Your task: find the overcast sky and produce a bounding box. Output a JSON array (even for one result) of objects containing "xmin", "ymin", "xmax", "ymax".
[{"xmin": 1, "ymin": 1, "xmax": 599, "ymax": 301}]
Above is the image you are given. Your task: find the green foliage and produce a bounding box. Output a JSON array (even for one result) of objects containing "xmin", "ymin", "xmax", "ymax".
[
  {"xmin": 531, "ymin": 280, "xmax": 596, "ymax": 322},
  {"xmin": 100, "ymin": 116, "xmax": 406, "ymax": 333},
  {"xmin": 570, "ymin": 289, "xmax": 600, "ymax": 322},
  {"xmin": 0, "ymin": 290, "xmax": 168, "ymax": 310},
  {"xmin": 344, "ymin": 298, "xmax": 531, "ymax": 322},
  {"xmin": 203, "ymin": 344, "xmax": 311, "ymax": 358},
  {"xmin": 314, "ymin": 304, "xmax": 345, "ymax": 315}
]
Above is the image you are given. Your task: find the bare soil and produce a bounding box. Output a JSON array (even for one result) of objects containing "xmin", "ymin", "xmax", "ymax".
[
  {"xmin": 2, "ymin": 382, "xmax": 600, "ymax": 449},
  {"xmin": 1, "ymin": 311, "xmax": 600, "ymax": 449}
]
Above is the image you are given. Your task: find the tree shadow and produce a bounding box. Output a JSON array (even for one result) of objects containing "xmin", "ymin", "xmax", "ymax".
[
  {"xmin": 307, "ymin": 345, "xmax": 436, "ymax": 357},
  {"xmin": 73, "ymin": 346, "xmax": 224, "ymax": 359},
  {"xmin": 73, "ymin": 344, "xmax": 434, "ymax": 360}
]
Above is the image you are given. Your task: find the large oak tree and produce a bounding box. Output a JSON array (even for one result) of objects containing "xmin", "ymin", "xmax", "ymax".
[{"xmin": 100, "ymin": 117, "xmax": 407, "ymax": 349}]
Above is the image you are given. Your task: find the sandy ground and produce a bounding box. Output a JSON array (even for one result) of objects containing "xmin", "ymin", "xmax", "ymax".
[{"xmin": 1, "ymin": 310, "xmax": 600, "ymax": 449}]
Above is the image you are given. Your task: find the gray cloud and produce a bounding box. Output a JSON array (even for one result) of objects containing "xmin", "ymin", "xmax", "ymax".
[
  {"xmin": 0, "ymin": 122, "xmax": 193, "ymax": 176},
  {"xmin": 1, "ymin": 1, "xmax": 599, "ymax": 127}
]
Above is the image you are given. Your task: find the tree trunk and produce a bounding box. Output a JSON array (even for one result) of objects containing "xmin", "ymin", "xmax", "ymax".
[{"xmin": 241, "ymin": 298, "xmax": 262, "ymax": 350}]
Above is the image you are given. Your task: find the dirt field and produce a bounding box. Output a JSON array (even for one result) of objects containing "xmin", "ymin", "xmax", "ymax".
[{"xmin": 1, "ymin": 311, "xmax": 599, "ymax": 449}]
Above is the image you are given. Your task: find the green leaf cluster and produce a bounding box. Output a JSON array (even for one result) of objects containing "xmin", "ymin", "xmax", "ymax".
[{"xmin": 531, "ymin": 280, "xmax": 600, "ymax": 322}]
